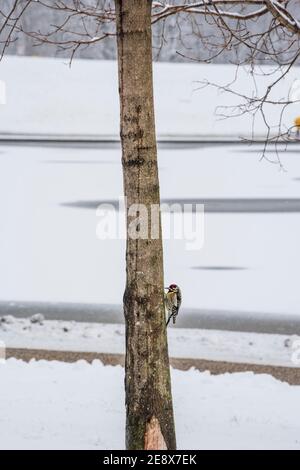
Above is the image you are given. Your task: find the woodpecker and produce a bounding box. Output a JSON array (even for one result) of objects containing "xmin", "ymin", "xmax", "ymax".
[{"xmin": 165, "ymin": 284, "xmax": 182, "ymax": 326}]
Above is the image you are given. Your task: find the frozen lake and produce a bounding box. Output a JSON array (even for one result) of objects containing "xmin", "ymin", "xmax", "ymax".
[{"xmin": 1, "ymin": 141, "xmax": 300, "ymax": 331}]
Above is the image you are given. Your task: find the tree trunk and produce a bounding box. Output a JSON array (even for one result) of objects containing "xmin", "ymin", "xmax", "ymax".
[{"xmin": 115, "ymin": 0, "xmax": 176, "ymax": 451}]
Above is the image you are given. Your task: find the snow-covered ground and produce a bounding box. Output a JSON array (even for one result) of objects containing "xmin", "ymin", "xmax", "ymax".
[
  {"xmin": 1, "ymin": 315, "xmax": 300, "ymax": 367},
  {"xmin": 0, "ymin": 359, "xmax": 300, "ymax": 450},
  {"xmin": 1, "ymin": 142, "xmax": 300, "ymax": 318},
  {"xmin": 0, "ymin": 56, "xmax": 300, "ymax": 139}
]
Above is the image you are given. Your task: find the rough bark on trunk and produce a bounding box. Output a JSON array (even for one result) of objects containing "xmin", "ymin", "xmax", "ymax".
[{"xmin": 115, "ymin": 0, "xmax": 176, "ymax": 450}]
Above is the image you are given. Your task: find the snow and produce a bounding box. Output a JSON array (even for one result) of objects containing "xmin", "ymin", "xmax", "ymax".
[
  {"xmin": 1, "ymin": 142, "xmax": 300, "ymax": 318},
  {"xmin": 0, "ymin": 79, "xmax": 5, "ymax": 105},
  {"xmin": 0, "ymin": 358, "xmax": 300, "ymax": 450},
  {"xmin": 0, "ymin": 55, "xmax": 300, "ymax": 139},
  {"xmin": 1, "ymin": 316, "xmax": 300, "ymax": 367},
  {"xmin": 29, "ymin": 313, "xmax": 45, "ymax": 325}
]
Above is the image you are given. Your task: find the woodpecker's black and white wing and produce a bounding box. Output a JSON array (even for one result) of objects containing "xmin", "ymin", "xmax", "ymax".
[
  {"xmin": 171, "ymin": 287, "xmax": 182, "ymax": 324},
  {"xmin": 177, "ymin": 287, "xmax": 182, "ymax": 311}
]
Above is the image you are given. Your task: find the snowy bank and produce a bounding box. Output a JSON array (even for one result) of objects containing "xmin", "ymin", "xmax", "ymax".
[
  {"xmin": 0, "ymin": 359, "xmax": 300, "ymax": 450},
  {"xmin": 1, "ymin": 316, "xmax": 300, "ymax": 368},
  {"xmin": 0, "ymin": 56, "xmax": 299, "ymax": 140}
]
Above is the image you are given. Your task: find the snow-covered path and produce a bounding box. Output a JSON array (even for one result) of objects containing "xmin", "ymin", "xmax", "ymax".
[
  {"xmin": 1, "ymin": 142, "xmax": 300, "ymax": 320},
  {"xmin": 1, "ymin": 359, "xmax": 300, "ymax": 450}
]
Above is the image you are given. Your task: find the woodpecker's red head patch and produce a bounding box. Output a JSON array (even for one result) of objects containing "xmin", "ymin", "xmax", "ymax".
[{"xmin": 169, "ymin": 284, "xmax": 178, "ymax": 290}]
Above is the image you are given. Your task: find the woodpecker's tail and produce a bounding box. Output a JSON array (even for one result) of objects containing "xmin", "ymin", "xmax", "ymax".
[{"xmin": 166, "ymin": 307, "xmax": 178, "ymax": 327}]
